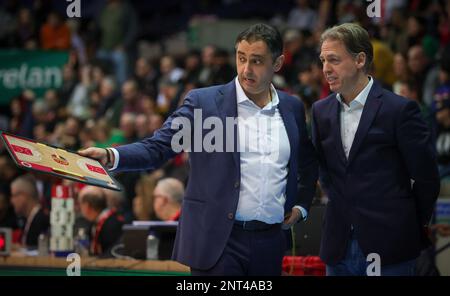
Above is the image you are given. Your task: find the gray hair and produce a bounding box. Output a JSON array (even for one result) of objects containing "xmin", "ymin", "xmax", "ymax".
[
  {"xmin": 320, "ymin": 23, "xmax": 373, "ymax": 73},
  {"xmin": 11, "ymin": 174, "xmax": 39, "ymax": 200},
  {"xmin": 156, "ymin": 178, "xmax": 184, "ymax": 204}
]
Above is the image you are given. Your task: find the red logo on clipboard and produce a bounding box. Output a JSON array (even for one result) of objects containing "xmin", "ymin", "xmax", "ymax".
[
  {"xmin": 12, "ymin": 144, "xmax": 33, "ymax": 156},
  {"xmin": 86, "ymin": 164, "xmax": 106, "ymax": 175},
  {"xmin": 51, "ymin": 154, "xmax": 69, "ymax": 165}
]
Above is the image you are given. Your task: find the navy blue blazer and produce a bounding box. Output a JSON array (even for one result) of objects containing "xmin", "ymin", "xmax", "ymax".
[
  {"xmin": 114, "ymin": 80, "xmax": 318, "ymax": 269},
  {"xmin": 312, "ymin": 80, "xmax": 440, "ymax": 266}
]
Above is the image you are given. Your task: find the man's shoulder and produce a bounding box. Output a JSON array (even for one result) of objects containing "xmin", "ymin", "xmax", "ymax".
[
  {"xmin": 189, "ymin": 81, "xmax": 233, "ymax": 97},
  {"xmin": 312, "ymin": 94, "xmax": 336, "ymax": 110},
  {"xmin": 376, "ymin": 86, "xmax": 412, "ymax": 110},
  {"xmin": 277, "ymin": 89, "xmax": 303, "ymax": 109}
]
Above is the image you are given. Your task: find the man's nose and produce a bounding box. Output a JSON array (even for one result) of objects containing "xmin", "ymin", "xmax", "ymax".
[
  {"xmin": 243, "ymin": 62, "xmax": 252, "ymax": 75},
  {"xmin": 322, "ymin": 61, "xmax": 331, "ymax": 74}
]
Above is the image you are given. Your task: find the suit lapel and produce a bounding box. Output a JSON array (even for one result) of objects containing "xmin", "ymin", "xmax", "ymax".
[
  {"xmin": 329, "ymin": 97, "xmax": 348, "ymax": 165},
  {"xmin": 277, "ymin": 92, "xmax": 297, "ymax": 159},
  {"xmin": 215, "ymin": 81, "xmax": 240, "ymax": 168},
  {"xmin": 347, "ymin": 82, "xmax": 383, "ymax": 165}
]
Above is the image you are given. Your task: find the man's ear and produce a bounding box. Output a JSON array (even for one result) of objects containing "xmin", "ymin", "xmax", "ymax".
[
  {"xmin": 356, "ymin": 52, "xmax": 366, "ymax": 70},
  {"xmin": 274, "ymin": 55, "xmax": 285, "ymax": 72}
]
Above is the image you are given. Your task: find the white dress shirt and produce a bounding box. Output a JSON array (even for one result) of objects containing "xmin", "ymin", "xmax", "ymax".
[
  {"xmin": 234, "ymin": 78, "xmax": 306, "ymax": 224},
  {"xmin": 336, "ymin": 77, "xmax": 373, "ymax": 158},
  {"xmin": 110, "ymin": 77, "xmax": 308, "ymax": 223}
]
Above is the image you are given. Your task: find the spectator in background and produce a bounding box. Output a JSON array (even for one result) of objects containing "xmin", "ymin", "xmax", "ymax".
[
  {"xmin": 291, "ymin": 63, "xmax": 319, "ymax": 130},
  {"xmin": 210, "ymin": 48, "xmax": 234, "ymax": 85},
  {"xmin": 135, "ymin": 114, "xmax": 150, "ymax": 140},
  {"xmin": 97, "ymin": 0, "xmax": 138, "ymax": 85},
  {"xmin": 431, "ymin": 52, "xmax": 450, "ymax": 178},
  {"xmin": 67, "ymin": 19, "xmax": 87, "ymax": 65},
  {"xmin": 0, "ymin": 190, "xmax": 18, "ymax": 229},
  {"xmin": 94, "ymin": 77, "xmax": 118, "ymax": 120},
  {"xmin": 109, "ymin": 79, "xmax": 144, "ymax": 127},
  {"xmin": 31, "ymin": 99, "xmax": 56, "ymax": 137},
  {"xmin": 102, "ymin": 188, "xmax": 126, "ymax": 221},
  {"xmin": 392, "ymin": 52, "xmax": 411, "ymax": 95},
  {"xmin": 93, "ymin": 118, "xmax": 125, "ymax": 148},
  {"xmin": 58, "ymin": 64, "xmax": 78, "ymax": 109},
  {"xmin": 59, "ymin": 116, "xmax": 82, "ymax": 150},
  {"xmin": 0, "ymin": 155, "xmax": 19, "ymax": 229},
  {"xmin": 119, "ymin": 113, "xmax": 138, "ymax": 144},
  {"xmin": 132, "ymin": 173, "xmax": 160, "ymax": 221},
  {"xmin": 152, "ymin": 178, "xmax": 183, "ymax": 222},
  {"xmin": 156, "ymin": 79, "xmax": 179, "ymax": 116},
  {"xmin": 287, "ymin": 0, "xmax": 317, "ymax": 32},
  {"xmin": 159, "ymin": 55, "xmax": 185, "ymax": 84},
  {"xmin": 382, "ymin": 7, "xmax": 409, "ymax": 54},
  {"xmin": 134, "ymin": 57, "xmax": 158, "ymax": 98},
  {"xmin": 9, "ymin": 90, "xmax": 35, "ymax": 138},
  {"xmin": 40, "ymin": 11, "xmax": 70, "ymax": 50},
  {"xmin": 147, "ymin": 113, "xmax": 164, "ymax": 137},
  {"xmin": 14, "ymin": 7, "xmax": 37, "ymax": 49},
  {"xmin": 67, "ymin": 65, "xmax": 94, "ymax": 120},
  {"xmin": 79, "ymin": 186, "xmax": 123, "ymax": 257},
  {"xmin": 198, "ymin": 45, "xmax": 216, "ymax": 86},
  {"xmin": 0, "ymin": 154, "xmax": 20, "ymax": 194},
  {"xmin": 371, "ymin": 33, "xmax": 396, "ymax": 88},
  {"xmin": 182, "ymin": 50, "xmax": 202, "ymax": 84},
  {"xmin": 10, "ymin": 174, "xmax": 49, "ymax": 248},
  {"xmin": 408, "ymin": 44, "xmax": 439, "ymax": 106},
  {"xmin": 397, "ymin": 79, "xmax": 431, "ymax": 126}
]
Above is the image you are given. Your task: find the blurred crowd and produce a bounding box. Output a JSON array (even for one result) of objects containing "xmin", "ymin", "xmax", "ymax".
[{"xmin": 1, "ymin": 0, "xmax": 450, "ymax": 257}]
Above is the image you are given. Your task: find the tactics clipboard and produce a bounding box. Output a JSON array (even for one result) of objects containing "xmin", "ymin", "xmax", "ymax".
[{"xmin": 1, "ymin": 131, "xmax": 122, "ymax": 191}]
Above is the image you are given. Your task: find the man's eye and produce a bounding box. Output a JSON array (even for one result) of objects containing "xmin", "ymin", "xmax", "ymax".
[{"xmin": 253, "ymin": 60, "xmax": 261, "ymax": 64}]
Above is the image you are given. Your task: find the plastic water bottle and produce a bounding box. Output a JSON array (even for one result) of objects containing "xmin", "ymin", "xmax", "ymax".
[
  {"xmin": 74, "ymin": 228, "xmax": 90, "ymax": 257},
  {"xmin": 146, "ymin": 233, "xmax": 159, "ymax": 260},
  {"xmin": 38, "ymin": 233, "xmax": 49, "ymax": 256}
]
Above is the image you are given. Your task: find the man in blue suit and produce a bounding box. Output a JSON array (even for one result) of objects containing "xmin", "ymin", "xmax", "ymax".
[
  {"xmin": 80, "ymin": 24, "xmax": 318, "ymax": 275},
  {"xmin": 312, "ymin": 23, "xmax": 440, "ymax": 276}
]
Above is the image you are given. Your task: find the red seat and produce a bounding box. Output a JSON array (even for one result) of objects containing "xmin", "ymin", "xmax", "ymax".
[{"xmin": 282, "ymin": 256, "xmax": 326, "ymax": 276}]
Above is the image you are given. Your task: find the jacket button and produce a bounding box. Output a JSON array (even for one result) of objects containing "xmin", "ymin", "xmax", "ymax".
[
  {"xmin": 234, "ymin": 181, "xmax": 240, "ymax": 188},
  {"xmin": 228, "ymin": 213, "xmax": 234, "ymax": 220}
]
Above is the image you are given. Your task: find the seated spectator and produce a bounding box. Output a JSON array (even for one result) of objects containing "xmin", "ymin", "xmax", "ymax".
[
  {"xmin": 152, "ymin": 178, "xmax": 184, "ymax": 221},
  {"xmin": 431, "ymin": 62, "xmax": 450, "ymax": 178},
  {"xmin": 132, "ymin": 173, "xmax": 160, "ymax": 221},
  {"xmin": 10, "ymin": 174, "xmax": 49, "ymax": 248},
  {"xmin": 397, "ymin": 79, "xmax": 431, "ymax": 125},
  {"xmin": 0, "ymin": 190, "xmax": 18, "ymax": 229},
  {"xmin": 79, "ymin": 186, "xmax": 123, "ymax": 257},
  {"xmin": 40, "ymin": 11, "xmax": 71, "ymax": 50},
  {"xmin": 102, "ymin": 188, "xmax": 127, "ymax": 222}
]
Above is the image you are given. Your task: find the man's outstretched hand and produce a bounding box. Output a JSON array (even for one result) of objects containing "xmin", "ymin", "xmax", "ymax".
[{"xmin": 78, "ymin": 147, "xmax": 109, "ymax": 167}]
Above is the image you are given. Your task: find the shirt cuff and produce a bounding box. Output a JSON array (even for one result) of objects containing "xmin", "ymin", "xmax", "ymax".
[
  {"xmin": 293, "ymin": 205, "xmax": 308, "ymax": 221},
  {"xmin": 109, "ymin": 148, "xmax": 120, "ymax": 171}
]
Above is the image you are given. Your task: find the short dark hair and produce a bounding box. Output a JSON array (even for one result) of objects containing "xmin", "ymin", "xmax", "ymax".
[
  {"xmin": 81, "ymin": 192, "xmax": 107, "ymax": 212},
  {"xmin": 235, "ymin": 23, "xmax": 283, "ymax": 61},
  {"xmin": 320, "ymin": 23, "xmax": 374, "ymax": 73}
]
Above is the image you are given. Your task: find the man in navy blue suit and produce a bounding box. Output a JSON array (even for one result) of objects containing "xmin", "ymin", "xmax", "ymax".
[
  {"xmin": 312, "ymin": 23, "xmax": 440, "ymax": 276},
  {"xmin": 80, "ymin": 24, "xmax": 318, "ymax": 275}
]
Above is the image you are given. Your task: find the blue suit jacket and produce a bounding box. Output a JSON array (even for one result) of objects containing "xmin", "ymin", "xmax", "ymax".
[
  {"xmin": 114, "ymin": 80, "xmax": 318, "ymax": 269},
  {"xmin": 312, "ymin": 80, "xmax": 440, "ymax": 266}
]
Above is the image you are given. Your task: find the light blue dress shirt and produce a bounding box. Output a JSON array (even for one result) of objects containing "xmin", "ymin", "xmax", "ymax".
[{"xmin": 336, "ymin": 77, "xmax": 373, "ymax": 158}]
